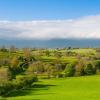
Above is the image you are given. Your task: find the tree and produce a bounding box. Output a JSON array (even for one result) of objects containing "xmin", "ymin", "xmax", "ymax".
[
  {"xmin": 9, "ymin": 45, "xmax": 16, "ymax": 53},
  {"xmin": 10, "ymin": 57, "xmax": 19, "ymax": 67},
  {"xmin": 23, "ymin": 48, "xmax": 32, "ymax": 60},
  {"xmin": 54, "ymin": 51, "xmax": 62, "ymax": 58},
  {"xmin": 10, "ymin": 57, "xmax": 21, "ymax": 75},
  {"xmin": 55, "ymin": 63, "xmax": 63, "ymax": 71},
  {"xmin": 94, "ymin": 61, "xmax": 100, "ymax": 74},
  {"xmin": 26, "ymin": 63, "xmax": 36, "ymax": 75},
  {"xmin": 27, "ymin": 61, "xmax": 44, "ymax": 74},
  {"xmin": 75, "ymin": 60, "xmax": 85, "ymax": 76},
  {"xmin": 47, "ymin": 65, "xmax": 61, "ymax": 78},
  {"xmin": 0, "ymin": 67, "xmax": 12, "ymax": 81},
  {"xmin": 84, "ymin": 63, "xmax": 95, "ymax": 75},
  {"xmin": 67, "ymin": 46, "xmax": 71, "ymax": 50},
  {"xmin": 0, "ymin": 58, "xmax": 10, "ymax": 66},
  {"xmin": 23, "ymin": 48, "xmax": 36, "ymax": 65},
  {"xmin": 0, "ymin": 46, "xmax": 8, "ymax": 52},
  {"xmin": 44, "ymin": 63, "xmax": 56, "ymax": 78},
  {"xmin": 64, "ymin": 63, "xmax": 75, "ymax": 77},
  {"xmin": 54, "ymin": 59, "xmax": 63, "ymax": 71},
  {"xmin": 45, "ymin": 50, "xmax": 50, "ymax": 56}
]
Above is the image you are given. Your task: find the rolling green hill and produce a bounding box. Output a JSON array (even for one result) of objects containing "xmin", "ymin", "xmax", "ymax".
[{"xmin": 6, "ymin": 75, "xmax": 100, "ymax": 100}]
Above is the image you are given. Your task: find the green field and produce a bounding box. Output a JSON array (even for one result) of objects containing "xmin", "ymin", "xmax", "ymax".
[{"xmin": 5, "ymin": 75, "xmax": 100, "ymax": 100}]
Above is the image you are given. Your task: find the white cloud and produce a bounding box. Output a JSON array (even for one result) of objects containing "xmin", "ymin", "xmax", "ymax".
[{"xmin": 0, "ymin": 15, "xmax": 100, "ymax": 40}]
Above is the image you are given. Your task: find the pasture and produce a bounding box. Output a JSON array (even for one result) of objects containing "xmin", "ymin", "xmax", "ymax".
[{"xmin": 6, "ymin": 75, "xmax": 100, "ymax": 100}]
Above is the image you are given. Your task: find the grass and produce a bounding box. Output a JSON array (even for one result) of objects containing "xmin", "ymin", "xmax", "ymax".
[
  {"xmin": 4, "ymin": 75, "xmax": 100, "ymax": 100},
  {"xmin": 70, "ymin": 48, "xmax": 96, "ymax": 54},
  {"xmin": 39, "ymin": 56, "xmax": 77, "ymax": 64}
]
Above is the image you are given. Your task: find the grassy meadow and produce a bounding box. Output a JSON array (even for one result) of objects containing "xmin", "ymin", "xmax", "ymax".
[
  {"xmin": 0, "ymin": 47, "xmax": 100, "ymax": 100},
  {"xmin": 5, "ymin": 75, "xmax": 100, "ymax": 100}
]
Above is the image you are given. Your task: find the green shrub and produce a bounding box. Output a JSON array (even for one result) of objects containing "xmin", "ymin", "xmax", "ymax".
[
  {"xmin": 52, "ymin": 71, "xmax": 64, "ymax": 78},
  {"xmin": 75, "ymin": 61, "xmax": 85, "ymax": 76},
  {"xmin": 0, "ymin": 81, "xmax": 13, "ymax": 96},
  {"xmin": 56, "ymin": 73, "xmax": 64, "ymax": 78},
  {"xmin": 94, "ymin": 61, "xmax": 100, "ymax": 74},
  {"xmin": 0, "ymin": 75, "xmax": 38, "ymax": 97},
  {"xmin": 15, "ymin": 75, "xmax": 38, "ymax": 88},
  {"xmin": 0, "ymin": 67, "xmax": 12, "ymax": 81},
  {"xmin": 84, "ymin": 63, "xmax": 95, "ymax": 75},
  {"xmin": 64, "ymin": 64, "xmax": 75, "ymax": 77}
]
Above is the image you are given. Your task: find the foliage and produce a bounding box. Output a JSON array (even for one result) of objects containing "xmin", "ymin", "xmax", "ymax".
[
  {"xmin": 0, "ymin": 75, "xmax": 37, "ymax": 96},
  {"xmin": 84, "ymin": 63, "xmax": 95, "ymax": 75},
  {"xmin": 75, "ymin": 60, "xmax": 85, "ymax": 76},
  {"xmin": 94, "ymin": 61, "xmax": 100, "ymax": 74},
  {"xmin": 0, "ymin": 67, "xmax": 12, "ymax": 81},
  {"xmin": 0, "ymin": 47, "xmax": 100, "ymax": 98},
  {"xmin": 5, "ymin": 75, "xmax": 100, "ymax": 100},
  {"xmin": 64, "ymin": 63, "xmax": 75, "ymax": 77}
]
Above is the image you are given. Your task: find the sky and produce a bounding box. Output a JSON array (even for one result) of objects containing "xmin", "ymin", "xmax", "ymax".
[
  {"xmin": 0, "ymin": 0, "xmax": 100, "ymax": 20},
  {"xmin": 0, "ymin": 0, "xmax": 100, "ymax": 40}
]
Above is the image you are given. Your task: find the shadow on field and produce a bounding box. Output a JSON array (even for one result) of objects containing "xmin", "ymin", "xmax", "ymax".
[
  {"xmin": 6, "ymin": 82, "xmax": 56, "ymax": 98},
  {"xmin": 32, "ymin": 84, "xmax": 56, "ymax": 88}
]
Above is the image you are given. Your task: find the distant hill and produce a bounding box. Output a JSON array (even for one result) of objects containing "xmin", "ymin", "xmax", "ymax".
[{"xmin": 0, "ymin": 39, "xmax": 99, "ymax": 48}]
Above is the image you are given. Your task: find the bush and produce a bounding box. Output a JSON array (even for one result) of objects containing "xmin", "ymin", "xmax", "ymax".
[
  {"xmin": 15, "ymin": 75, "xmax": 38, "ymax": 89},
  {"xmin": 52, "ymin": 71, "xmax": 64, "ymax": 78},
  {"xmin": 64, "ymin": 64, "xmax": 75, "ymax": 77},
  {"xmin": 56, "ymin": 73, "xmax": 64, "ymax": 78},
  {"xmin": 75, "ymin": 61, "xmax": 85, "ymax": 76},
  {"xmin": 0, "ymin": 81, "xmax": 13, "ymax": 96},
  {"xmin": 0, "ymin": 75, "xmax": 38, "ymax": 97},
  {"xmin": 0, "ymin": 67, "xmax": 12, "ymax": 81},
  {"xmin": 94, "ymin": 61, "xmax": 100, "ymax": 74},
  {"xmin": 84, "ymin": 63, "xmax": 95, "ymax": 75}
]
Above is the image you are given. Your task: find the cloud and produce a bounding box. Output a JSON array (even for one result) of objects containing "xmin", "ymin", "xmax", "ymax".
[{"xmin": 0, "ymin": 15, "xmax": 100, "ymax": 40}]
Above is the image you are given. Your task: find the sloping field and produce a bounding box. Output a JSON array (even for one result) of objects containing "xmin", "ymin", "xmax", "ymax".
[{"xmin": 5, "ymin": 75, "xmax": 100, "ymax": 100}]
